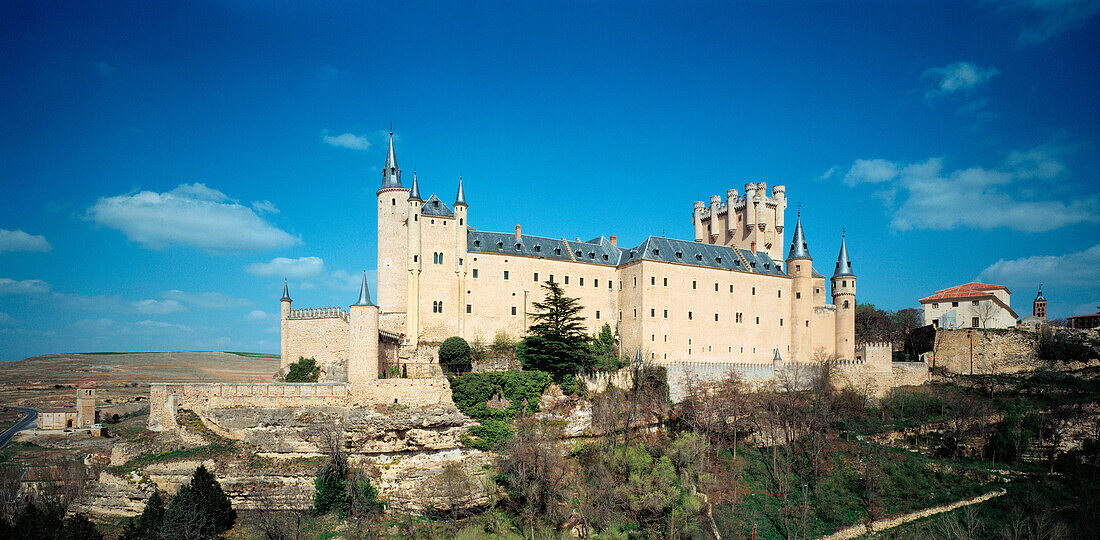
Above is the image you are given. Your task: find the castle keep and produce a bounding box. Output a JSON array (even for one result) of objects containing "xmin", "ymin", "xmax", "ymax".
[{"xmin": 280, "ymin": 133, "xmax": 859, "ymax": 377}]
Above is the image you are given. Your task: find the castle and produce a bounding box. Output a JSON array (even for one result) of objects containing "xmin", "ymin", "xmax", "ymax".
[{"xmin": 278, "ymin": 133, "xmax": 858, "ymax": 378}]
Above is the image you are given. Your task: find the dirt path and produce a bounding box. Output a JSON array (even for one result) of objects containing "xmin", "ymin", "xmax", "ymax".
[{"xmin": 817, "ymin": 488, "xmax": 1007, "ymax": 540}]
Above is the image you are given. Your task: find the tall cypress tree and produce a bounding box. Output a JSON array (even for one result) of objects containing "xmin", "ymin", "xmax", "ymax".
[{"xmin": 519, "ymin": 280, "xmax": 593, "ymax": 377}]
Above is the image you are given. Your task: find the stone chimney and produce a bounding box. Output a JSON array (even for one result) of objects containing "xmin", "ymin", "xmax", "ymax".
[
  {"xmin": 610, "ymin": 235, "xmax": 617, "ymax": 246},
  {"xmin": 515, "ymin": 224, "xmax": 521, "ymax": 239}
]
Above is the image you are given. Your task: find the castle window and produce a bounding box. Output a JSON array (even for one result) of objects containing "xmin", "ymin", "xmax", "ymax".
[
  {"xmin": 652, "ymin": 334, "xmax": 655, "ymax": 341},
  {"xmin": 503, "ymin": 270, "xmax": 509, "ymax": 280},
  {"xmin": 497, "ymin": 241, "xmax": 504, "ymax": 248},
  {"xmin": 534, "ymin": 272, "xmax": 539, "ymax": 282},
  {"xmin": 579, "ymin": 277, "xmax": 584, "ymax": 286},
  {"xmin": 564, "ymin": 276, "xmax": 569, "ymax": 284},
  {"xmin": 474, "ymin": 240, "xmax": 480, "ymax": 247},
  {"xmin": 633, "ymin": 277, "xmax": 637, "ymax": 288},
  {"xmin": 752, "ymin": 287, "xmax": 756, "ymax": 295},
  {"xmin": 619, "ymin": 311, "xmax": 622, "ymax": 320},
  {"xmin": 692, "ymin": 281, "xmax": 697, "ymax": 290},
  {"xmin": 589, "ymin": 252, "xmax": 595, "ymax": 259},
  {"xmin": 651, "ymin": 308, "xmax": 655, "ymax": 317},
  {"xmin": 664, "ymin": 309, "xmax": 668, "ymax": 318},
  {"xmin": 431, "ymin": 219, "xmax": 435, "ymax": 224},
  {"xmin": 459, "ymin": 258, "xmax": 463, "ymax": 265},
  {"xmin": 695, "ymin": 254, "xmax": 702, "ymax": 261},
  {"xmin": 844, "ymin": 300, "xmax": 850, "ymax": 308},
  {"xmin": 512, "ymin": 306, "xmax": 517, "ymax": 315},
  {"xmin": 549, "ymin": 274, "xmax": 555, "ymax": 282},
  {"xmin": 594, "ymin": 279, "xmax": 599, "ymax": 287},
  {"xmin": 815, "ymin": 288, "xmax": 820, "ymax": 294},
  {"xmin": 806, "ymin": 320, "xmax": 809, "ymax": 327},
  {"xmin": 414, "ymin": 214, "xmax": 418, "ymax": 221},
  {"xmin": 780, "ymin": 318, "xmax": 784, "ymax": 326},
  {"xmin": 516, "ymin": 243, "xmax": 522, "ymax": 250},
  {"xmin": 714, "ymin": 313, "xmax": 719, "ymax": 322},
  {"xmin": 652, "ymin": 249, "xmax": 659, "ymax": 256},
  {"xmin": 796, "ymin": 264, "xmax": 800, "ymax": 271},
  {"xmin": 663, "ymin": 277, "xmax": 668, "ymax": 286},
  {"xmin": 603, "ymin": 254, "xmax": 609, "ymax": 261},
  {"xmin": 715, "ymin": 282, "xmax": 719, "ymax": 291},
  {"xmin": 729, "ymin": 285, "xmax": 734, "ymax": 293},
  {"xmin": 610, "ymin": 281, "xmax": 614, "ymax": 289},
  {"xmin": 555, "ymin": 248, "xmax": 561, "ymax": 255},
  {"xmin": 755, "ymin": 316, "xmax": 760, "ymax": 324},
  {"xmin": 676, "ymin": 251, "xmax": 682, "ymax": 258},
  {"xmin": 595, "ymin": 310, "xmax": 600, "ymax": 319},
  {"xmin": 664, "ymin": 335, "xmax": 668, "ymax": 342},
  {"xmin": 466, "ymin": 304, "xmax": 471, "ymax": 313},
  {"xmin": 688, "ymin": 311, "xmax": 693, "ymax": 320},
  {"xmin": 534, "ymin": 244, "xmax": 541, "ymax": 252},
  {"xmin": 459, "ymin": 218, "xmax": 463, "ymax": 225},
  {"xmin": 576, "ymin": 250, "xmax": 582, "ymax": 257},
  {"xmin": 472, "ymin": 269, "xmax": 478, "ymax": 278},
  {"xmin": 777, "ymin": 290, "xmax": 781, "ymax": 298},
  {"xmin": 735, "ymin": 260, "xmax": 740, "ymax": 266},
  {"xmin": 750, "ymin": 262, "xmax": 756, "ymax": 268},
  {"xmin": 688, "ymin": 349, "xmax": 691, "ymax": 355},
  {"xmin": 413, "ymin": 255, "xmax": 418, "ymax": 263},
  {"xmin": 633, "ymin": 309, "xmax": 637, "ymax": 319},
  {"xmin": 796, "ymin": 292, "xmax": 801, "ymax": 299},
  {"xmin": 651, "ymin": 276, "xmax": 655, "ymax": 285},
  {"xmin": 764, "ymin": 263, "xmax": 770, "ymax": 269},
  {"xmin": 392, "ymin": 198, "xmax": 396, "ymax": 205}
]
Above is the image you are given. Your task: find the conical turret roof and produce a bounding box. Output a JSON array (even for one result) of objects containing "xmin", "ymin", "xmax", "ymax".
[
  {"xmin": 379, "ymin": 132, "xmax": 402, "ymax": 190},
  {"xmin": 281, "ymin": 279, "xmax": 291, "ymax": 302},
  {"xmin": 409, "ymin": 171, "xmax": 421, "ymax": 201},
  {"xmin": 833, "ymin": 237, "xmax": 855, "ymax": 278},
  {"xmin": 454, "ymin": 177, "xmax": 467, "ymax": 207},
  {"xmin": 1034, "ymin": 285, "xmax": 1045, "ymax": 302},
  {"xmin": 352, "ymin": 271, "xmax": 375, "ymax": 306},
  {"xmin": 786, "ymin": 216, "xmax": 811, "ymax": 260}
]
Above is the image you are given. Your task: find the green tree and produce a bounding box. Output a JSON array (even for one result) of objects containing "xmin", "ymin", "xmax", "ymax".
[
  {"xmin": 439, "ymin": 336, "xmax": 472, "ymax": 373},
  {"xmin": 284, "ymin": 357, "xmax": 320, "ymax": 382},
  {"xmin": 518, "ymin": 280, "xmax": 592, "ymax": 377},
  {"xmin": 58, "ymin": 514, "xmax": 103, "ymax": 540},
  {"xmin": 160, "ymin": 465, "xmax": 236, "ymax": 539}
]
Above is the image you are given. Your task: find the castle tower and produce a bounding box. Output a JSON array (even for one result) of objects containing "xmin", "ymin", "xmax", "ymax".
[
  {"xmin": 693, "ymin": 201, "xmax": 706, "ymax": 242},
  {"xmin": 377, "ymin": 132, "xmax": 410, "ymax": 315},
  {"xmin": 785, "ymin": 215, "xmax": 814, "ymax": 362},
  {"xmin": 831, "ymin": 235, "xmax": 857, "ymax": 361},
  {"xmin": 348, "ymin": 272, "xmax": 380, "ymax": 384},
  {"xmin": 76, "ymin": 385, "xmax": 96, "ymax": 427},
  {"xmin": 280, "ymin": 279, "xmax": 292, "ymax": 370},
  {"xmin": 454, "ymin": 178, "xmax": 469, "ymax": 336},
  {"xmin": 405, "ymin": 172, "xmax": 423, "ymax": 348},
  {"xmin": 1033, "ymin": 285, "xmax": 1047, "ymax": 321}
]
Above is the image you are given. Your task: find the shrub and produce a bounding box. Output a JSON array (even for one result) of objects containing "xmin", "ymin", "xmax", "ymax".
[
  {"xmin": 159, "ymin": 465, "xmax": 236, "ymax": 540},
  {"xmin": 449, "ymin": 370, "xmax": 553, "ymax": 448},
  {"xmin": 284, "ymin": 357, "xmax": 320, "ymax": 382},
  {"xmin": 440, "ymin": 337, "xmax": 472, "ymax": 373}
]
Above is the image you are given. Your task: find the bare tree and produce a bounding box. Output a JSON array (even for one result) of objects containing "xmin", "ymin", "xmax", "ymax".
[
  {"xmin": 495, "ymin": 417, "xmax": 572, "ymax": 536},
  {"xmin": 975, "ymin": 300, "xmax": 998, "ymax": 329}
]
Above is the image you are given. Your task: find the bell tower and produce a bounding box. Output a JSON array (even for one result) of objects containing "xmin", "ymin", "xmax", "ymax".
[{"xmin": 1033, "ymin": 285, "xmax": 1047, "ymax": 322}]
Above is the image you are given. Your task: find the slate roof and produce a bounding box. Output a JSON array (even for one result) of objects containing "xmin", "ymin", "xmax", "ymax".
[
  {"xmin": 833, "ymin": 238, "xmax": 855, "ymax": 278},
  {"xmin": 467, "ymin": 230, "xmax": 796, "ymax": 276},
  {"xmin": 421, "ymin": 195, "xmax": 455, "ymax": 218},
  {"xmin": 352, "ymin": 271, "xmax": 375, "ymax": 307},
  {"xmin": 467, "ymin": 231, "xmax": 623, "ymax": 266}
]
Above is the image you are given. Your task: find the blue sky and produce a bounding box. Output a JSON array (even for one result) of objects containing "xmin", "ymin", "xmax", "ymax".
[{"xmin": 1, "ymin": 1, "xmax": 1098, "ymax": 361}]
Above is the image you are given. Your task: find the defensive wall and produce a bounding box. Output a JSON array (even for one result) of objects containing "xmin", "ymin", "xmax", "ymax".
[
  {"xmin": 930, "ymin": 328, "xmax": 1037, "ymax": 375},
  {"xmin": 148, "ymin": 379, "xmax": 453, "ymax": 431}
]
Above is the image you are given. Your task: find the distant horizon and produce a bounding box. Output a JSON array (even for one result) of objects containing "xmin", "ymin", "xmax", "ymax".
[{"xmin": 1, "ymin": 1, "xmax": 1097, "ymax": 361}]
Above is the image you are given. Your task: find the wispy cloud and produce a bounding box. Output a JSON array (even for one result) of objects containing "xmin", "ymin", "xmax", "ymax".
[
  {"xmin": 162, "ymin": 290, "xmax": 251, "ymax": 309},
  {"xmin": 839, "ymin": 144, "xmax": 1099, "ymax": 232},
  {"xmin": 251, "ymin": 200, "xmax": 279, "ymax": 214},
  {"xmin": 322, "ymin": 130, "xmax": 370, "ymax": 150},
  {"xmin": 0, "ymin": 229, "xmax": 52, "ymax": 252},
  {"xmin": 132, "ymin": 299, "xmax": 186, "ymax": 314},
  {"xmin": 0, "ymin": 278, "xmax": 51, "ymax": 295},
  {"xmin": 979, "ymin": 244, "xmax": 1100, "ymax": 288},
  {"xmin": 87, "ymin": 183, "xmax": 299, "ymax": 252},
  {"xmin": 819, "ymin": 167, "xmax": 838, "ymax": 181},
  {"xmin": 1000, "ymin": 0, "xmax": 1100, "ymax": 46},
  {"xmin": 246, "ymin": 310, "xmax": 267, "ymax": 321},
  {"xmin": 245, "ymin": 256, "xmax": 324, "ymax": 279},
  {"xmin": 923, "ymin": 62, "xmax": 999, "ymax": 98}
]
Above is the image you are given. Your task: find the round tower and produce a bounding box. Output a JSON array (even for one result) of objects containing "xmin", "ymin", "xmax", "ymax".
[
  {"xmin": 693, "ymin": 201, "xmax": 706, "ymax": 243},
  {"xmin": 709, "ymin": 194, "xmax": 721, "ymax": 241},
  {"xmin": 786, "ymin": 214, "xmax": 813, "ymax": 362},
  {"xmin": 831, "ymin": 235, "xmax": 857, "ymax": 361},
  {"xmin": 1033, "ymin": 285, "xmax": 1047, "ymax": 321},
  {"xmin": 406, "ymin": 172, "xmax": 423, "ymax": 348},
  {"xmin": 349, "ymin": 272, "xmax": 380, "ymax": 384},
  {"xmin": 280, "ymin": 279, "xmax": 292, "ymax": 370},
  {"xmin": 454, "ymin": 178, "xmax": 469, "ymax": 336},
  {"xmin": 377, "ymin": 131, "xmax": 410, "ymax": 315},
  {"xmin": 725, "ymin": 189, "xmax": 739, "ymax": 236}
]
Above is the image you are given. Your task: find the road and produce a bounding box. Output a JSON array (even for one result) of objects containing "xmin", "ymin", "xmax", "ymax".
[{"xmin": 0, "ymin": 406, "xmax": 37, "ymax": 448}]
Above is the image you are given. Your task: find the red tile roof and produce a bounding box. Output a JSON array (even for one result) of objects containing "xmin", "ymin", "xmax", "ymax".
[{"xmin": 919, "ymin": 282, "xmax": 1009, "ymax": 303}]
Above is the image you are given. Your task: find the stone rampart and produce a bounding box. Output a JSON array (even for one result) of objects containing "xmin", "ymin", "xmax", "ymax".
[
  {"xmin": 932, "ymin": 328, "xmax": 1037, "ymax": 375},
  {"xmin": 283, "ymin": 316, "xmax": 350, "ymax": 369},
  {"xmin": 149, "ymin": 379, "xmax": 453, "ymax": 431}
]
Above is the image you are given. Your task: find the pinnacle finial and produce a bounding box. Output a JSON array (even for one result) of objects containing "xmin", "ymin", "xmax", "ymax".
[
  {"xmin": 454, "ymin": 176, "xmax": 467, "ymax": 207},
  {"xmin": 352, "ymin": 271, "xmax": 375, "ymax": 306},
  {"xmin": 281, "ymin": 278, "xmax": 291, "ymax": 302}
]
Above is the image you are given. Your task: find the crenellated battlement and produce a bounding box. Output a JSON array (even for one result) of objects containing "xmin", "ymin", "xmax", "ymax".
[
  {"xmin": 288, "ymin": 306, "xmax": 348, "ymax": 322},
  {"xmin": 693, "ymin": 182, "xmax": 788, "ymax": 260}
]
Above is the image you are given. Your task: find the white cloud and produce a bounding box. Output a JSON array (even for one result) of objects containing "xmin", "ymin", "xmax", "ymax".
[
  {"xmin": 246, "ymin": 310, "xmax": 267, "ymax": 321},
  {"xmin": 0, "ymin": 229, "xmax": 52, "ymax": 252},
  {"xmin": 0, "ymin": 312, "xmax": 15, "ymax": 326},
  {"xmin": 1004, "ymin": 144, "xmax": 1068, "ymax": 180},
  {"xmin": 979, "ymin": 244, "xmax": 1100, "ymax": 288},
  {"xmin": 251, "ymin": 200, "xmax": 279, "ymax": 214},
  {"xmin": 1003, "ymin": 0, "xmax": 1100, "ymax": 45},
  {"xmin": 843, "ymin": 159, "xmax": 900, "ymax": 186},
  {"xmin": 923, "ymin": 62, "xmax": 999, "ymax": 98},
  {"xmin": 838, "ymin": 146, "xmax": 1099, "ymax": 232},
  {"xmin": 162, "ymin": 290, "xmax": 250, "ymax": 309},
  {"xmin": 245, "ymin": 256, "xmax": 324, "ymax": 279},
  {"xmin": 819, "ymin": 166, "xmax": 838, "ymax": 180},
  {"xmin": 87, "ymin": 183, "xmax": 299, "ymax": 251},
  {"xmin": 0, "ymin": 278, "xmax": 51, "ymax": 295},
  {"xmin": 132, "ymin": 299, "xmax": 186, "ymax": 314},
  {"xmin": 322, "ymin": 130, "xmax": 370, "ymax": 150},
  {"xmin": 134, "ymin": 320, "xmax": 192, "ymax": 333}
]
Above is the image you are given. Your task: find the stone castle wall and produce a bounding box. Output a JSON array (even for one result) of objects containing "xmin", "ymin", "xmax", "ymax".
[
  {"xmin": 282, "ymin": 316, "xmax": 350, "ymax": 370},
  {"xmin": 931, "ymin": 328, "xmax": 1037, "ymax": 375},
  {"xmin": 149, "ymin": 379, "xmax": 453, "ymax": 431}
]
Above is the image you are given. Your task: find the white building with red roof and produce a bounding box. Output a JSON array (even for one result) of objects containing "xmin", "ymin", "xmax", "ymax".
[{"xmin": 919, "ymin": 282, "xmax": 1018, "ymax": 329}]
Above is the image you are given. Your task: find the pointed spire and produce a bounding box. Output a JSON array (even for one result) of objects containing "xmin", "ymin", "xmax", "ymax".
[
  {"xmin": 379, "ymin": 131, "xmax": 402, "ymax": 190},
  {"xmin": 408, "ymin": 170, "xmax": 421, "ymax": 201},
  {"xmin": 1034, "ymin": 284, "xmax": 1045, "ymax": 302},
  {"xmin": 352, "ymin": 271, "xmax": 375, "ymax": 306},
  {"xmin": 773, "ymin": 348, "xmax": 782, "ymax": 363},
  {"xmin": 833, "ymin": 234, "xmax": 855, "ymax": 278},
  {"xmin": 281, "ymin": 279, "xmax": 291, "ymax": 302},
  {"xmin": 454, "ymin": 176, "xmax": 467, "ymax": 207},
  {"xmin": 635, "ymin": 346, "xmax": 643, "ymax": 364},
  {"xmin": 786, "ymin": 214, "xmax": 811, "ymax": 260}
]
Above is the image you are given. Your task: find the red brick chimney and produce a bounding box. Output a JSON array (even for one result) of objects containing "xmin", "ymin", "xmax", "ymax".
[
  {"xmin": 515, "ymin": 224, "xmax": 521, "ymax": 239},
  {"xmin": 610, "ymin": 235, "xmax": 617, "ymax": 247}
]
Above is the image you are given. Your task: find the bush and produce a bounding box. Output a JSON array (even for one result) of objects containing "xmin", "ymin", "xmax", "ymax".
[
  {"xmin": 284, "ymin": 357, "xmax": 320, "ymax": 382},
  {"xmin": 440, "ymin": 337, "xmax": 472, "ymax": 374},
  {"xmin": 449, "ymin": 370, "xmax": 553, "ymax": 448},
  {"xmin": 159, "ymin": 465, "xmax": 236, "ymax": 540},
  {"xmin": 314, "ymin": 460, "xmax": 348, "ymax": 516}
]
